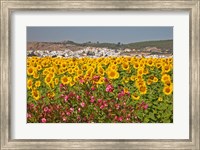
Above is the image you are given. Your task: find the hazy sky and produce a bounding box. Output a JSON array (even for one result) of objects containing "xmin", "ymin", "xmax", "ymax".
[{"xmin": 27, "ymin": 27, "xmax": 173, "ymax": 44}]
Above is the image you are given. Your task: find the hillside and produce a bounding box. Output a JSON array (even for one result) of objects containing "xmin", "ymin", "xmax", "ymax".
[{"xmin": 27, "ymin": 39, "xmax": 173, "ymax": 51}]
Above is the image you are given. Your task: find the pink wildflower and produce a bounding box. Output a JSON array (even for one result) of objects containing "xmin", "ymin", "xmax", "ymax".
[
  {"xmin": 59, "ymin": 83, "xmax": 63, "ymax": 87},
  {"xmin": 78, "ymin": 107, "xmax": 81, "ymax": 112},
  {"xmin": 100, "ymin": 105, "xmax": 104, "ymax": 109},
  {"xmin": 76, "ymin": 95, "xmax": 80, "ymax": 100},
  {"xmin": 79, "ymin": 79, "xmax": 85, "ymax": 84},
  {"xmin": 64, "ymin": 95, "xmax": 69, "ymax": 102},
  {"xmin": 90, "ymin": 96, "xmax": 95, "ymax": 103},
  {"xmin": 115, "ymin": 104, "xmax": 120, "ymax": 110},
  {"xmin": 41, "ymin": 118, "xmax": 46, "ymax": 123},
  {"xmin": 43, "ymin": 107, "xmax": 49, "ymax": 112},
  {"xmin": 27, "ymin": 113, "xmax": 31, "ymax": 118},
  {"xmin": 91, "ymin": 86, "xmax": 96, "ymax": 91},
  {"xmin": 104, "ymin": 77, "xmax": 109, "ymax": 83},
  {"xmin": 106, "ymin": 84, "xmax": 114, "ymax": 92},
  {"xmin": 70, "ymin": 107, "xmax": 74, "ymax": 112},
  {"xmin": 63, "ymin": 117, "xmax": 67, "ymax": 122},
  {"xmin": 143, "ymin": 104, "xmax": 148, "ymax": 110},
  {"xmin": 66, "ymin": 111, "xmax": 71, "ymax": 116},
  {"xmin": 118, "ymin": 116, "xmax": 123, "ymax": 122},
  {"xmin": 80, "ymin": 102, "xmax": 85, "ymax": 108}
]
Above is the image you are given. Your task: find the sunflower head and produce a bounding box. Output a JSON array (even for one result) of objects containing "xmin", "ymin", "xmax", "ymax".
[
  {"xmin": 61, "ymin": 76, "xmax": 72, "ymax": 85},
  {"xmin": 27, "ymin": 67, "xmax": 35, "ymax": 76},
  {"xmin": 107, "ymin": 69, "xmax": 119, "ymax": 79},
  {"xmin": 32, "ymin": 89, "xmax": 40, "ymax": 100},
  {"xmin": 27, "ymin": 79, "xmax": 33, "ymax": 90},
  {"xmin": 35, "ymin": 81, "xmax": 41, "ymax": 88},
  {"xmin": 139, "ymin": 86, "xmax": 147, "ymax": 94},
  {"xmin": 45, "ymin": 75, "xmax": 52, "ymax": 85},
  {"xmin": 163, "ymin": 86, "xmax": 173, "ymax": 95},
  {"xmin": 131, "ymin": 93, "xmax": 140, "ymax": 100},
  {"xmin": 54, "ymin": 78, "xmax": 59, "ymax": 85},
  {"xmin": 161, "ymin": 74, "xmax": 171, "ymax": 83}
]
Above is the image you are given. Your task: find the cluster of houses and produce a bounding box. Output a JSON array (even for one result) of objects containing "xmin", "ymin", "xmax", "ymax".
[{"xmin": 27, "ymin": 47, "xmax": 172, "ymax": 58}]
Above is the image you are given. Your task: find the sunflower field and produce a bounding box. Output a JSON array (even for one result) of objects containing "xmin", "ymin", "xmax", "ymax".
[{"xmin": 27, "ymin": 56, "xmax": 173, "ymax": 123}]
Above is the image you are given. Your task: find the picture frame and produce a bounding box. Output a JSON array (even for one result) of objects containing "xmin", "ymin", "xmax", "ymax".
[{"xmin": 0, "ymin": 0, "xmax": 199, "ymax": 149}]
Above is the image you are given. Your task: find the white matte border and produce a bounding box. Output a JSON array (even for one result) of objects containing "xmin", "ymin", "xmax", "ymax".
[{"xmin": 11, "ymin": 11, "xmax": 189, "ymax": 139}]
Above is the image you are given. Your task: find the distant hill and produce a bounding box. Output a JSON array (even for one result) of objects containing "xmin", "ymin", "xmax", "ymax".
[
  {"xmin": 27, "ymin": 39, "xmax": 173, "ymax": 51},
  {"xmin": 124, "ymin": 40, "xmax": 173, "ymax": 51}
]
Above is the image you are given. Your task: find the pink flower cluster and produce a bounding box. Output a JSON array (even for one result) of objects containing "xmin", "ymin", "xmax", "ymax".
[{"xmin": 106, "ymin": 84, "xmax": 114, "ymax": 92}]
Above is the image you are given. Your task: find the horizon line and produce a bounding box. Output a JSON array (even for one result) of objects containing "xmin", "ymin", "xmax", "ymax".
[{"xmin": 27, "ymin": 39, "xmax": 173, "ymax": 44}]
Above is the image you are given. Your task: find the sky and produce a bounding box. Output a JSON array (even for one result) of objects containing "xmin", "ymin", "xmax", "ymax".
[{"xmin": 27, "ymin": 27, "xmax": 173, "ymax": 44}]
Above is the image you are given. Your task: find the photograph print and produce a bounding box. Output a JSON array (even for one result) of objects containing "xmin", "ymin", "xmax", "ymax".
[{"xmin": 27, "ymin": 27, "xmax": 173, "ymax": 123}]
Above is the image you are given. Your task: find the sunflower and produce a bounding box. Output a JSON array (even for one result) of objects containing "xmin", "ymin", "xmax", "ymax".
[
  {"xmin": 136, "ymin": 79, "xmax": 145, "ymax": 88},
  {"xmin": 158, "ymin": 97, "xmax": 163, "ymax": 101},
  {"xmin": 47, "ymin": 92, "xmax": 55, "ymax": 99},
  {"xmin": 86, "ymin": 67, "xmax": 94, "ymax": 76},
  {"xmin": 162, "ymin": 64, "xmax": 171, "ymax": 73},
  {"xmin": 45, "ymin": 75, "xmax": 52, "ymax": 85},
  {"xmin": 33, "ymin": 72, "xmax": 39, "ymax": 79},
  {"xmin": 67, "ymin": 68, "xmax": 74, "ymax": 75},
  {"xmin": 80, "ymin": 64, "xmax": 87, "ymax": 71},
  {"xmin": 32, "ymin": 89, "xmax": 40, "ymax": 100},
  {"xmin": 70, "ymin": 81, "xmax": 75, "ymax": 87},
  {"xmin": 153, "ymin": 76, "xmax": 158, "ymax": 83},
  {"xmin": 123, "ymin": 77, "xmax": 129, "ymax": 83},
  {"xmin": 163, "ymin": 86, "xmax": 173, "ymax": 95},
  {"xmin": 107, "ymin": 69, "xmax": 119, "ymax": 79},
  {"xmin": 97, "ymin": 66, "xmax": 105, "ymax": 76},
  {"xmin": 49, "ymin": 81, "xmax": 55, "ymax": 89},
  {"xmin": 147, "ymin": 59, "xmax": 154, "ymax": 66},
  {"xmin": 36, "ymin": 64, "xmax": 42, "ymax": 71},
  {"xmin": 143, "ymin": 68, "xmax": 149, "ymax": 75},
  {"xmin": 41, "ymin": 60, "xmax": 48, "ymax": 67},
  {"xmin": 164, "ymin": 80, "xmax": 172, "ymax": 87},
  {"xmin": 54, "ymin": 78, "xmax": 59, "ymax": 85},
  {"xmin": 61, "ymin": 76, "xmax": 72, "ymax": 85},
  {"xmin": 155, "ymin": 63, "xmax": 162, "ymax": 68},
  {"xmin": 123, "ymin": 87, "xmax": 129, "ymax": 94},
  {"xmin": 57, "ymin": 68, "xmax": 63, "ymax": 75},
  {"xmin": 161, "ymin": 74, "xmax": 171, "ymax": 83},
  {"xmin": 42, "ymin": 69, "xmax": 49, "ymax": 76},
  {"xmin": 76, "ymin": 69, "xmax": 83, "ymax": 76},
  {"xmin": 61, "ymin": 62, "xmax": 67, "ymax": 69},
  {"xmin": 130, "ymin": 75, "xmax": 136, "ymax": 81},
  {"xmin": 139, "ymin": 86, "xmax": 147, "ymax": 94},
  {"xmin": 27, "ymin": 79, "xmax": 33, "ymax": 90},
  {"xmin": 97, "ymin": 77, "xmax": 104, "ymax": 84},
  {"xmin": 73, "ymin": 75, "xmax": 79, "ymax": 83},
  {"xmin": 27, "ymin": 67, "xmax": 35, "ymax": 76},
  {"xmin": 131, "ymin": 93, "xmax": 140, "ymax": 100},
  {"xmin": 109, "ymin": 64, "xmax": 118, "ymax": 71},
  {"xmin": 116, "ymin": 57, "xmax": 122, "ymax": 64},
  {"xmin": 137, "ymin": 68, "xmax": 144, "ymax": 75},
  {"xmin": 147, "ymin": 78, "xmax": 153, "ymax": 85},
  {"xmin": 122, "ymin": 62, "xmax": 130, "ymax": 70},
  {"xmin": 133, "ymin": 62, "xmax": 140, "ymax": 69},
  {"xmin": 35, "ymin": 81, "xmax": 41, "ymax": 88}
]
